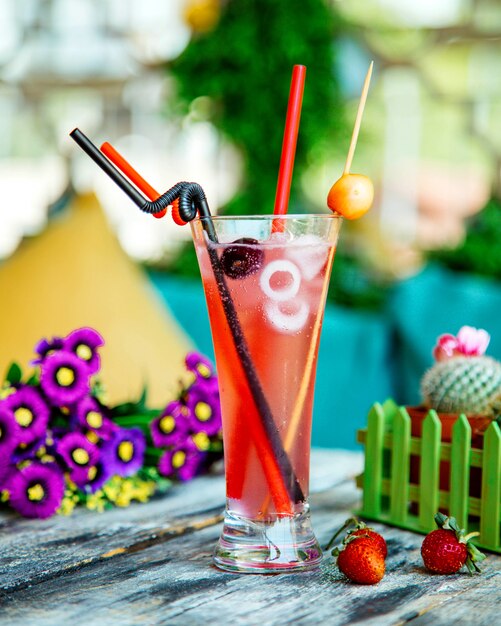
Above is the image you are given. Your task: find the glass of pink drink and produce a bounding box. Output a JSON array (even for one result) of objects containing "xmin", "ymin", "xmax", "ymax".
[{"xmin": 191, "ymin": 214, "xmax": 342, "ymax": 573}]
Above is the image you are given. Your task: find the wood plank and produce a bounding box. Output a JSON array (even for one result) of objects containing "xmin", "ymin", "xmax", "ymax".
[
  {"xmin": 357, "ymin": 431, "xmax": 485, "ymax": 468},
  {"xmin": 0, "ymin": 450, "xmax": 362, "ymax": 591},
  {"xmin": 1, "ymin": 449, "xmax": 499, "ymax": 626},
  {"xmin": 1, "ymin": 478, "xmax": 499, "ymax": 626},
  {"xmin": 449, "ymin": 414, "xmax": 471, "ymax": 528},
  {"xmin": 418, "ymin": 411, "xmax": 441, "ymax": 531},
  {"xmin": 390, "ymin": 408, "xmax": 411, "ymax": 523},
  {"xmin": 480, "ymin": 423, "xmax": 501, "ymax": 548},
  {"xmin": 362, "ymin": 403, "xmax": 385, "ymax": 516}
]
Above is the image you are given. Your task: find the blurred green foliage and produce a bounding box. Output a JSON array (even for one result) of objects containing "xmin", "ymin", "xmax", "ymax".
[
  {"xmin": 329, "ymin": 242, "xmax": 390, "ymax": 310},
  {"xmin": 431, "ymin": 198, "xmax": 501, "ymax": 279},
  {"xmin": 169, "ymin": 0, "xmax": 345, "ymax": 215},
  {"xmin": 164, "ymin": 0, "xmax": 389, "ymax": 310}
]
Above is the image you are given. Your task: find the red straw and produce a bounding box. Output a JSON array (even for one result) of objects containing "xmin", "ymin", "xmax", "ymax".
[
  {"xmin": 273, "ymin": 65, "xmax": 306, "ymax": 215},
  {"xmin": 100, "ymin": 142, "xmax": 167, "ymax": 218},
  {"xmin": 99, "ymin": 140, "xmax": 295, "ymax": 513}
]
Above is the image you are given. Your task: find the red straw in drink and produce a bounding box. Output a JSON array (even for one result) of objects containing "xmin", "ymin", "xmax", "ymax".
[
  {"xmin": 273, "ymin": 64, "xmax": 306, "ymax": 220},
  {"xmin": 85, "ymin": 135, "xmax": 301, "ymax": 514}
]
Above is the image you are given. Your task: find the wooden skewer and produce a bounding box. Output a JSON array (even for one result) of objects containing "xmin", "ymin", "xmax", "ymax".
[
  {"xmin": 284, "ymin": 61, "xmax": 375, "ymax": 457},
  {"xmin": 257, "ymin": 247, "xmax": 336, "ymax": 519},
  {"xmin": 343, "ymin": 61, "xmax": 374, "ymax": 175},
  {"xmin": 258, "ymin": 63, "xmax": 375, "ymax": 518}
]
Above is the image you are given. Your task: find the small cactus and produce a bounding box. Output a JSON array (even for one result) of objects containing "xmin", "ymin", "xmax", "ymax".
[{"xmin": 421, "ymin": 355, "xmax": 501, "ymax": 417}]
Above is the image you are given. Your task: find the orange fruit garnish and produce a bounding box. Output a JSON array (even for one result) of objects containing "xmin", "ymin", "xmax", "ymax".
[{"xmin": 327, "ymin": 173, "xmax": 374, "ymax": 220}]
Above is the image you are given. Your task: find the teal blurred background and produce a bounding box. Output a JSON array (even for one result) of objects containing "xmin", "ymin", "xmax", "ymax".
[
  {"xmin": 148, "ymin": 264, "xmax": 501, "ymax": 450},
  {"xmin": 0, "ymin": 0, "xmax": 500, "ymax": 449}
]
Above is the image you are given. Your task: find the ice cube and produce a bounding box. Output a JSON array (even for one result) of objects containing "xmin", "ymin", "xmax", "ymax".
[
  {"xmin": 265, "ymin": 298, "xmax": 309, "ymax": 334},
  {"xmin": 259, "ymin": 259, "xmax": 301, "ymax": 302},
  {"xmin": 285, "ymin": 234, "xmax": 329, "ymax": 280}
]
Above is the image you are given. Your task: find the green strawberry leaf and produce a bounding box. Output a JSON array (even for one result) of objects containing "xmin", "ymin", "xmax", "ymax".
[
  {"xmin": 465, "ymin": 541, "xmax": 487, "ymax": 574},
  {"xmin": 434, "ymin": 512, "xmax": 449, "ymax": 528}
]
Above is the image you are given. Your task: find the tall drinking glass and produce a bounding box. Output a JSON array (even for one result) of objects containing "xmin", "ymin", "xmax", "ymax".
[{"xmin": 191, "ymin": 214, "xmax": 342, "ymax": 573}]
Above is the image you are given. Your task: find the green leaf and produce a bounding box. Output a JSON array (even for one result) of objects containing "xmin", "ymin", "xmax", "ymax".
[
  {"xmin": 138, "ymin": 386, "xmax": 148, "ymax": 409},
  {"xmin": 467, "ymin": 542, "xmax": 487, "ymax": 570},
  {"xmin": 110, "ymin": 397, "xmax": 159, "ymax": 418},
  {"xmin": 26, "ymin": 372, "xmax": 40, "ymax": 386},
  {"xmin": 5, "ymin": 362, "xmax": 22, "ymax": 385},
  {"xmin": 112, "ymin": 414, "xmax": 156, "ymax": 427},
  {"xmin": 434, "ymin": 512, "xmax": 449, "ymax": 528}
]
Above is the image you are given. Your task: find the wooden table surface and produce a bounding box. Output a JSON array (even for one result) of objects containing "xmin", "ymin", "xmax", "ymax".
[{"xmin": 1, "ymin": 449, "xmax": 499, "ymax": 626}]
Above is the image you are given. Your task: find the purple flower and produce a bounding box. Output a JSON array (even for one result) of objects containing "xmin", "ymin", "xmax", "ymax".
[
  {"xmin": 0, "ymin": 463, "xmax": 9, "ymax": 490},
  {"xmin": 0, "ymin": 408, "xmax": 19, "ymax": 485},
  {"xmin": 186, "ymin": 386, "xmax": 221, "ymax": 436},
  {"xmin": 0, "ymin": 406, "xmax": 22, "ymax": 454},
  {"xmin": 191, "ymin": 377, "xmax": 220, "ymax": 405},
  {"xmin": 57, "ymin": 432, "xmax": 100, "ymax": 485},
  {"xmin": 40, "ymin": 351, "xmax": 90, "ymax": 406},
  {"xmin": 32, "ymin": 336, "xmax": 64, "ymax": 364},
  {"xmin": 101, "ymin": 428, "xmax": 145, "ymax": 477},
  {"xmin": 12, "ymin": 436, "xmax": 46, "ymax": 463},
  {"xmin": 64, "ymin": 327, "xmax": 104, "ymax": 374},
  {"xmin": 150, "ymin": 401, "xmax": 190, "ymax": 448},
  {"xmin": 1, "ymin": 385, "xmax": 50, "ymax": 446},
  {"xmin": 84, "ymin": 460, "xmax": 112, "ymax": 494},
  {"xmin": 185, "ymin": 352, "xmax": 215, "ymax": 381},
  {"xmin": 158, "ymin": 439, "xmax": 205, "ymax": 481},
  {"xmin": 72, "ymin": 396, "xmax": 116, "ymax": 441},
  {"xmin": 6, "ymin": 462, "xmax": 65, "ymax": 519}
]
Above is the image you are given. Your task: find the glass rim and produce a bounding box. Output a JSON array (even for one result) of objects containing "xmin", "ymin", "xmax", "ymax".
[{"xmin": 193, "ymin": 213, "xmax": 342, "ymax": 222}]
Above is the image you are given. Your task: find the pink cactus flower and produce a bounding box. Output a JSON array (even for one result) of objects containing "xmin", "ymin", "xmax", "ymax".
[
  {"xmin": 433, "ymin": 326, "xmax": 490, "ymax": 362},
  {"xmin": 433, "ymin": 334, "xmax": 460, "ymax": 361},
  {"xmin": 456, "ymin": 326, "xmax": 490, "ymax": 356}
]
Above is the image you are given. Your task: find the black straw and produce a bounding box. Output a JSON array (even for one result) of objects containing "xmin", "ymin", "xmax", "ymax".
[
  {"xmin": 70, "ymin": 128, "xmax": 146, "ymax": 208},
  {"xmin": 70, "ymin": 128, "xmax": 304, "ymax": 504}
]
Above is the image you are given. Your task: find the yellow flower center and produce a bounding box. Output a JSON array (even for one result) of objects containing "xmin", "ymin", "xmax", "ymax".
[
  {"xmin": 0, "ymin": 426, "xmax": 2, "ymax": 439},
  {"xmin": 159, "ymin": 416, "xmax": 175, "ymax": 434},
  {"xmin": 86, "ymin": 431, "xmax": 100, "ymax": 444},
  {"xmin": 27, "ymin": 483, "xmax": 45, "ymax": 502},
  {"xmin": 72, "ymin": 448, "xmax": 90, "ymax": 465},
  {"xmin": 76, "ymin": 344, "xmax": 92, "ymax": 361},
  {"xmin": 86, "ymin": 411, "xmax": 103, "ymax": 429},
  {"xmin": 56, "ymin": 367, "xmax": 75, "ymax": 387},
  {"xmin": 195, "ymin": 401, "xmax": 212, "ymax": 422},
  {"xmin": 172, "ymin": 451, "xmax": 186, "ymax": 468},
  {"xmin": 184, "ymin": 372, "xmax": 197, "ymax": 388},
  {"xmin": 192, "ymin": 432, "xmax": 210, "ymax": 451},
  {"xmin": 88, "ymin": 466, "xmax": 98, "ymax": 481},
  {"xmin": 15, "ymin": 407, "xmax": 34, "ymax": 427},
  {"xmin": 118, "ymin": 441, "xmax": 134, "ymax": 462},
  {"xmin": 197, "ymin": 363, "xmax": 211, "ymax": 378}
]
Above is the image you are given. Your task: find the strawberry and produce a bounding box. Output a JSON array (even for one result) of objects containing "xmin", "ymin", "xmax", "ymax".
[
  {"xmin": 421, "ymin": 513, "xmax": 486, "ymax": 575},
  {"xmin": 334, "ymin": 536, "xmax": 385, "ymax": 584},
  {"xmin": 325, "ymin": 517, "xmax": 387, "ymax": 558},
  {"xmin": 347, "ymin": 523, "xmax": 387, "ymax": 559},
  {"xmin": 327, "ymin": 517, "xmax": 387, "ymax": 585}
]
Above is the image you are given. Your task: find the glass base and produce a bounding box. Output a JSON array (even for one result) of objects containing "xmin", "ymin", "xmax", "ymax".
[{"xmin": 213, "ymin": 506, "xmax": 322, "ymax": 573}]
